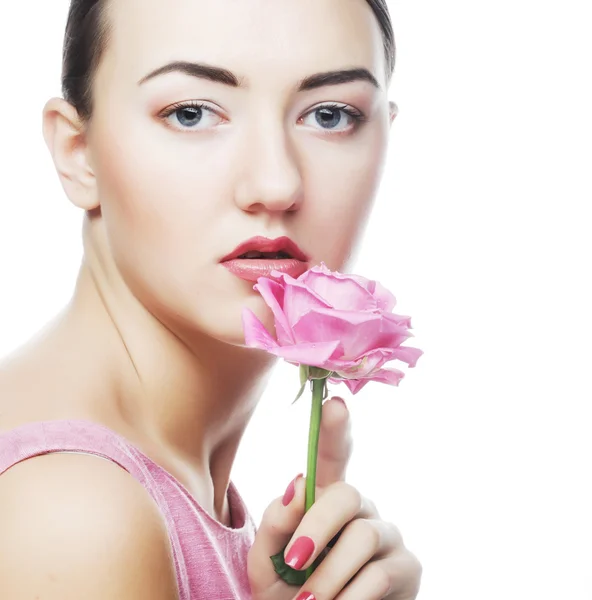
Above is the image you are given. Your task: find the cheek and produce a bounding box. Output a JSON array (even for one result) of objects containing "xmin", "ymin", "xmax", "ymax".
[
  {"xmin": 91, "ymin": 120, "xmax": 227, "ymax": 261},
  {"xmin": 87, "ymin": 115, "xmax": 238, "ymax": 320},
  {"xmin": 300, "ymin": 124, "xmax": 389, "ymax": 268}
]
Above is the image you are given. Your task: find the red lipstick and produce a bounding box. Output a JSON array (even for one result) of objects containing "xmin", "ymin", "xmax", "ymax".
[{"xmin": 220, "ymin": 236, "xmax": 310, "ymax": 282}]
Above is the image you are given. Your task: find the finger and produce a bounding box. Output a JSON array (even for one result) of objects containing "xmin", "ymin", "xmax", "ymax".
[
  {"xmin": 282, "ymin": 483, "xmax": 377, "ymax": 572},
  {"xmin": 315, "ymin": 396, "xmax": 353, "ymax": 488},
  {"xmin": 293, "ymin": 519, "xmax": 404, "ymax": 600},
  {"xmin": 335, "ymin": 551, "xmax": 423, "ymax": 600},
  {"xmin": 247, "ymin": 474, "xmax": 307, "ymax": 593}
]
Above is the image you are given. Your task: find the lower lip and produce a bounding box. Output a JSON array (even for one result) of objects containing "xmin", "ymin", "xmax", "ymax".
[{"xmin": 222, "ymin": 258, "xmax": 309, "ymax": 282}]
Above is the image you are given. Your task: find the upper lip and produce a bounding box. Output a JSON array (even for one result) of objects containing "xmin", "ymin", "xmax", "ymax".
[{"xmin": 221, "ymin": 236, "xmax": 310, "ymax": 262}]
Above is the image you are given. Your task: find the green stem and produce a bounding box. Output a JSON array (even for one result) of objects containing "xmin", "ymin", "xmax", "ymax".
[{"xmin": 305, "ymin": 377, "xmax": 325, "ymax": 580}]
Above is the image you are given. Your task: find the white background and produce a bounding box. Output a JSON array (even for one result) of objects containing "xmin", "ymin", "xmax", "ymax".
[{"xmin": 1, "ymin": 1, "xmax": 591, "ymax": 599}]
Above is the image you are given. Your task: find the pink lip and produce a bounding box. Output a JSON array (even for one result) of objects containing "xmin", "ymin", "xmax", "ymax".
[
  {"xmin": 222, "ymin": 258, "xmax": 309, "ymax": 282},
  {"xmin": 220, "ymin": 236, "xmax": 310, "ymax": 283},
  {"xmin": 220, "ymin": 236, "xmax": 310, "ymax": 263}
]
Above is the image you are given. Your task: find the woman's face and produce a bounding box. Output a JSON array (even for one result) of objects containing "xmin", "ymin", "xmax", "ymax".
[{"xmin": 87, "ymin": 0, "xmax": 393, "ymax": 345}]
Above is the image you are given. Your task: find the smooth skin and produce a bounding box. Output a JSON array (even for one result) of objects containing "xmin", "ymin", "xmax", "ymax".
[
  {"xmin": 0, "ymin": 453, "xmax": 179, "ymax": 599},
  {"xmin": 0, "ymin": 0, "xmax": 421, "ymax": 598}
]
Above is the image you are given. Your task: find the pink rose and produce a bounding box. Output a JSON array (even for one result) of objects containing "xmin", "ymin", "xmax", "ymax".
[{"xmin": 242, "ymin": 262, "xmax": 423, "ymax": 394}]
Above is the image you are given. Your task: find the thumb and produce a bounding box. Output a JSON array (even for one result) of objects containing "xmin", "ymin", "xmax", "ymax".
[{"xmin": 315, "ymin": 396, "xmax": 353, "ymax": 488}]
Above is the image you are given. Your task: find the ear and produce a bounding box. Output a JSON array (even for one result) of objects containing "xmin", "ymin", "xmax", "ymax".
[
  {"xmin": 389, "ymin": 101, "xmax": 398, "ymax": 125},
  {"xmin": 42, "ymin": 97, "xmax": 99, "ymax": 210}
]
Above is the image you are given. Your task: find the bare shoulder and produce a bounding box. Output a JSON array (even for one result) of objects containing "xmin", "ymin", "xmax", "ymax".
[
  {"xmin": 0, "ymin": 343, "xmax": 59, "ymax": 429},
  {"xmin": 0, "ymin": 339, "xmax": 99, "ymax": 432},
  {"xmin": 0, "ymin": 452, "xmax": 179, "ymax": 599}
]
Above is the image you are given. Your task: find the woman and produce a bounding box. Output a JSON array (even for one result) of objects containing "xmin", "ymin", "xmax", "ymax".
[{"xmin": 0, "ymin": 0, "xmax": 422, "ymax": 598}]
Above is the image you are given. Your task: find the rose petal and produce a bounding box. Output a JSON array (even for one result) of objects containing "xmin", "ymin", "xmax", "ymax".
[
  {"xmin": 330, "ymin": 377, "xmax": 370, "ymax": 395},
  {"xmin": 389, "ymin": 345, "xmax": 424, "ymax": 367},
  {"xmin": 300, "ymin": 262, "xmax": 332, "ymax": 277},
  {"xmin": 292, "ymin": 263, "xmax": 398, "ymax": 313},
  {"xmin": 253, "ymin": 278, "xmax": 295, "ymax": 345},
  {"xmin": 315, "ymin": 343, "xmax": 422, "ymax": 377},
  {"xmin": 299, "ymin": 268, "xmax": 378, "ymax": 311},
  {"xmin": 268, "ymin": 270, "xmax": 300, "ymax": 285},
  {"xmin": 296, "ymin": 263, "xmax": 337, "ymax": 285},
  {"xmin": 282, "ymin": 280, "xmax": 332, "ymax": 326},
  {"xmin": 241, "ymin": 307, "xmax": 280, "ymax": 352},
  {"xmin": 365, "ymin": 366, "xmax": 406, "ymax": 386},
  {"xmin": 328, "ymin": 366, "xmax": 406, "ymax": 395},
  {"xmin": 292, "ymin": 308, "xmax": 413, "ymax": 358},
  {"xmin": 384, "ymin": 312, "xmax": 413, "ymax": 329},
  {"xmin": 329, "ymin": 347, "xmax": 394, "ymax": 377},
  {"xmin": 269, "ymin": 340, "xmax": 343, "ymax": 367},
  {"xmin": 331, "ymin": 269, "xmax": 379, "ymax": 295},
  {"xmin": 368, "ymin": 280, "xmax": 397, "ymax": 312}
]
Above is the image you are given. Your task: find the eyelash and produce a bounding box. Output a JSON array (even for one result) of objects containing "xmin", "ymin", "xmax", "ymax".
[
  {"xmin": 158, "ymin": 101, "xmax": 367, "ymax": 133},
  {"xmin": 160, "ymin": 100, "xmax": 213, "ymax": 119},
  {"xmin": 302, "ymin": 102, "xmax": 368, "ymax": 129}
]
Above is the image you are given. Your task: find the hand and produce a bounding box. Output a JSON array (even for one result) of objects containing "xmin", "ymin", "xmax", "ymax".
[{"xmin": 247, "ymin": 397, "xmax": 422, "ymax": 600}]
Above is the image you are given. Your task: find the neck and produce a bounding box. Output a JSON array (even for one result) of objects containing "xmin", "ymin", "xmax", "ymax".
[{"xmin": 60, "ymin": 230, "xmax": 277, "ymax": 520}]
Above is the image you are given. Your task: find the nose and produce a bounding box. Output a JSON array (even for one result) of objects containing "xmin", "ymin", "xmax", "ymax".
[{"xmin": 233, "ymin": 119, "xmax": 304, "ymax": 214}]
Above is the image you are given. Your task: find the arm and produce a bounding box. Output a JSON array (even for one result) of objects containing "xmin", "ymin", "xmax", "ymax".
[{"xmin": 0, "ymin": 452, "xmax": 179, "ymax": 599}]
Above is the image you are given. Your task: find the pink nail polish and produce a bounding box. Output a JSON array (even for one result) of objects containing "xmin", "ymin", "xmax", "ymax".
[
  {"xmin": 295, "ymin": 593, "xmax": 316, "ymax": 600},
  {"xmin": 285, "ymin": 536, "xmax": 315, "ymax": 570},
  {"xmin": 282, "ymin": 473, "xmax": 302, "ymax": 506}
]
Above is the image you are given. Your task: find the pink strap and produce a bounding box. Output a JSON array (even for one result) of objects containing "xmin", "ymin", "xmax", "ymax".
[{"xmin": 0, "ymin": 419, "xmax": 190, "ymax": 599}]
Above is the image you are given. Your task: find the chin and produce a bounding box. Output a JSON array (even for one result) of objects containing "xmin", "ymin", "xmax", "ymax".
[{"xmin": 189, "ymin": 296, "xmax": 274, "ymax": 350}]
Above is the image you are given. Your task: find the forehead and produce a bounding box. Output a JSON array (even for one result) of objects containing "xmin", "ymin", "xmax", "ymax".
[{"xmin": 101, "ymin": 0, "xmax": 385, "ymax": 86}]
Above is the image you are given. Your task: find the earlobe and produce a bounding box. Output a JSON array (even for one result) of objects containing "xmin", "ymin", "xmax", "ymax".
[
  {"xmin": 42, "ymin": 97, "xmax": 99, "ymax": 210},
  {"xmin": 389, "ymin": 101, "xmax": 399, "ymax": 125}
]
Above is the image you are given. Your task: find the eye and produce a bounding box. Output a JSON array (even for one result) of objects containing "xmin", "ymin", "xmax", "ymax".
[
  {"xmin": 159, "ymin": 101, "xmax": 226, "ymax": 131},
  {"xmin": 299, "ymin": 103, "xmax": 366, "ymax": 133}
]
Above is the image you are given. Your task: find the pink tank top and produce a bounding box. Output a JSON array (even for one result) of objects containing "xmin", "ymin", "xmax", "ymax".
[{"xmin": 0, "ymin": 419, "xmax": 256, "ymax": 599}]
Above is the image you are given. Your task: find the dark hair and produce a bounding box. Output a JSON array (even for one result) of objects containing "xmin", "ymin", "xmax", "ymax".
[
  {"xmin": 62, "ymin": 0, "xmax": 395, "ymax": 121},
  {"xmin": 62, "ymin": 0, "xmax": 109, "ymax": 122},
  {"xmin": 366, "ymin": 0, "xmax": 396, "ymax": 78}
]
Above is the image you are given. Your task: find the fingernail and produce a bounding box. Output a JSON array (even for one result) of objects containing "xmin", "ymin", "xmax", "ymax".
[
  {"xmin": 295, "ymin": 593, "xmax": 316, "ymax": 600},
  {"xmin": 333, "ymin": 396, "xmax": 346, "ymax": 405},
  {"xmin": 282, "ymin": 473, "xmax": 303, "ymax": 506},
  {"xmin": 285, "ymin": 536, "xmax": 315, "ymax": 570}
]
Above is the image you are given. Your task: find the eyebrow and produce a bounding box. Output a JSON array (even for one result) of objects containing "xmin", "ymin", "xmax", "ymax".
[
  {"xmin": 138, "ymin": 61, "xmax": 380, "ymax": 90},
  {"xmin": 138, "ymin": 62, "xmax": 240, "ymax": 87},
  {"xmin": 299, "ymin": 68, "xmax": 380, "ymax": 91}
]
